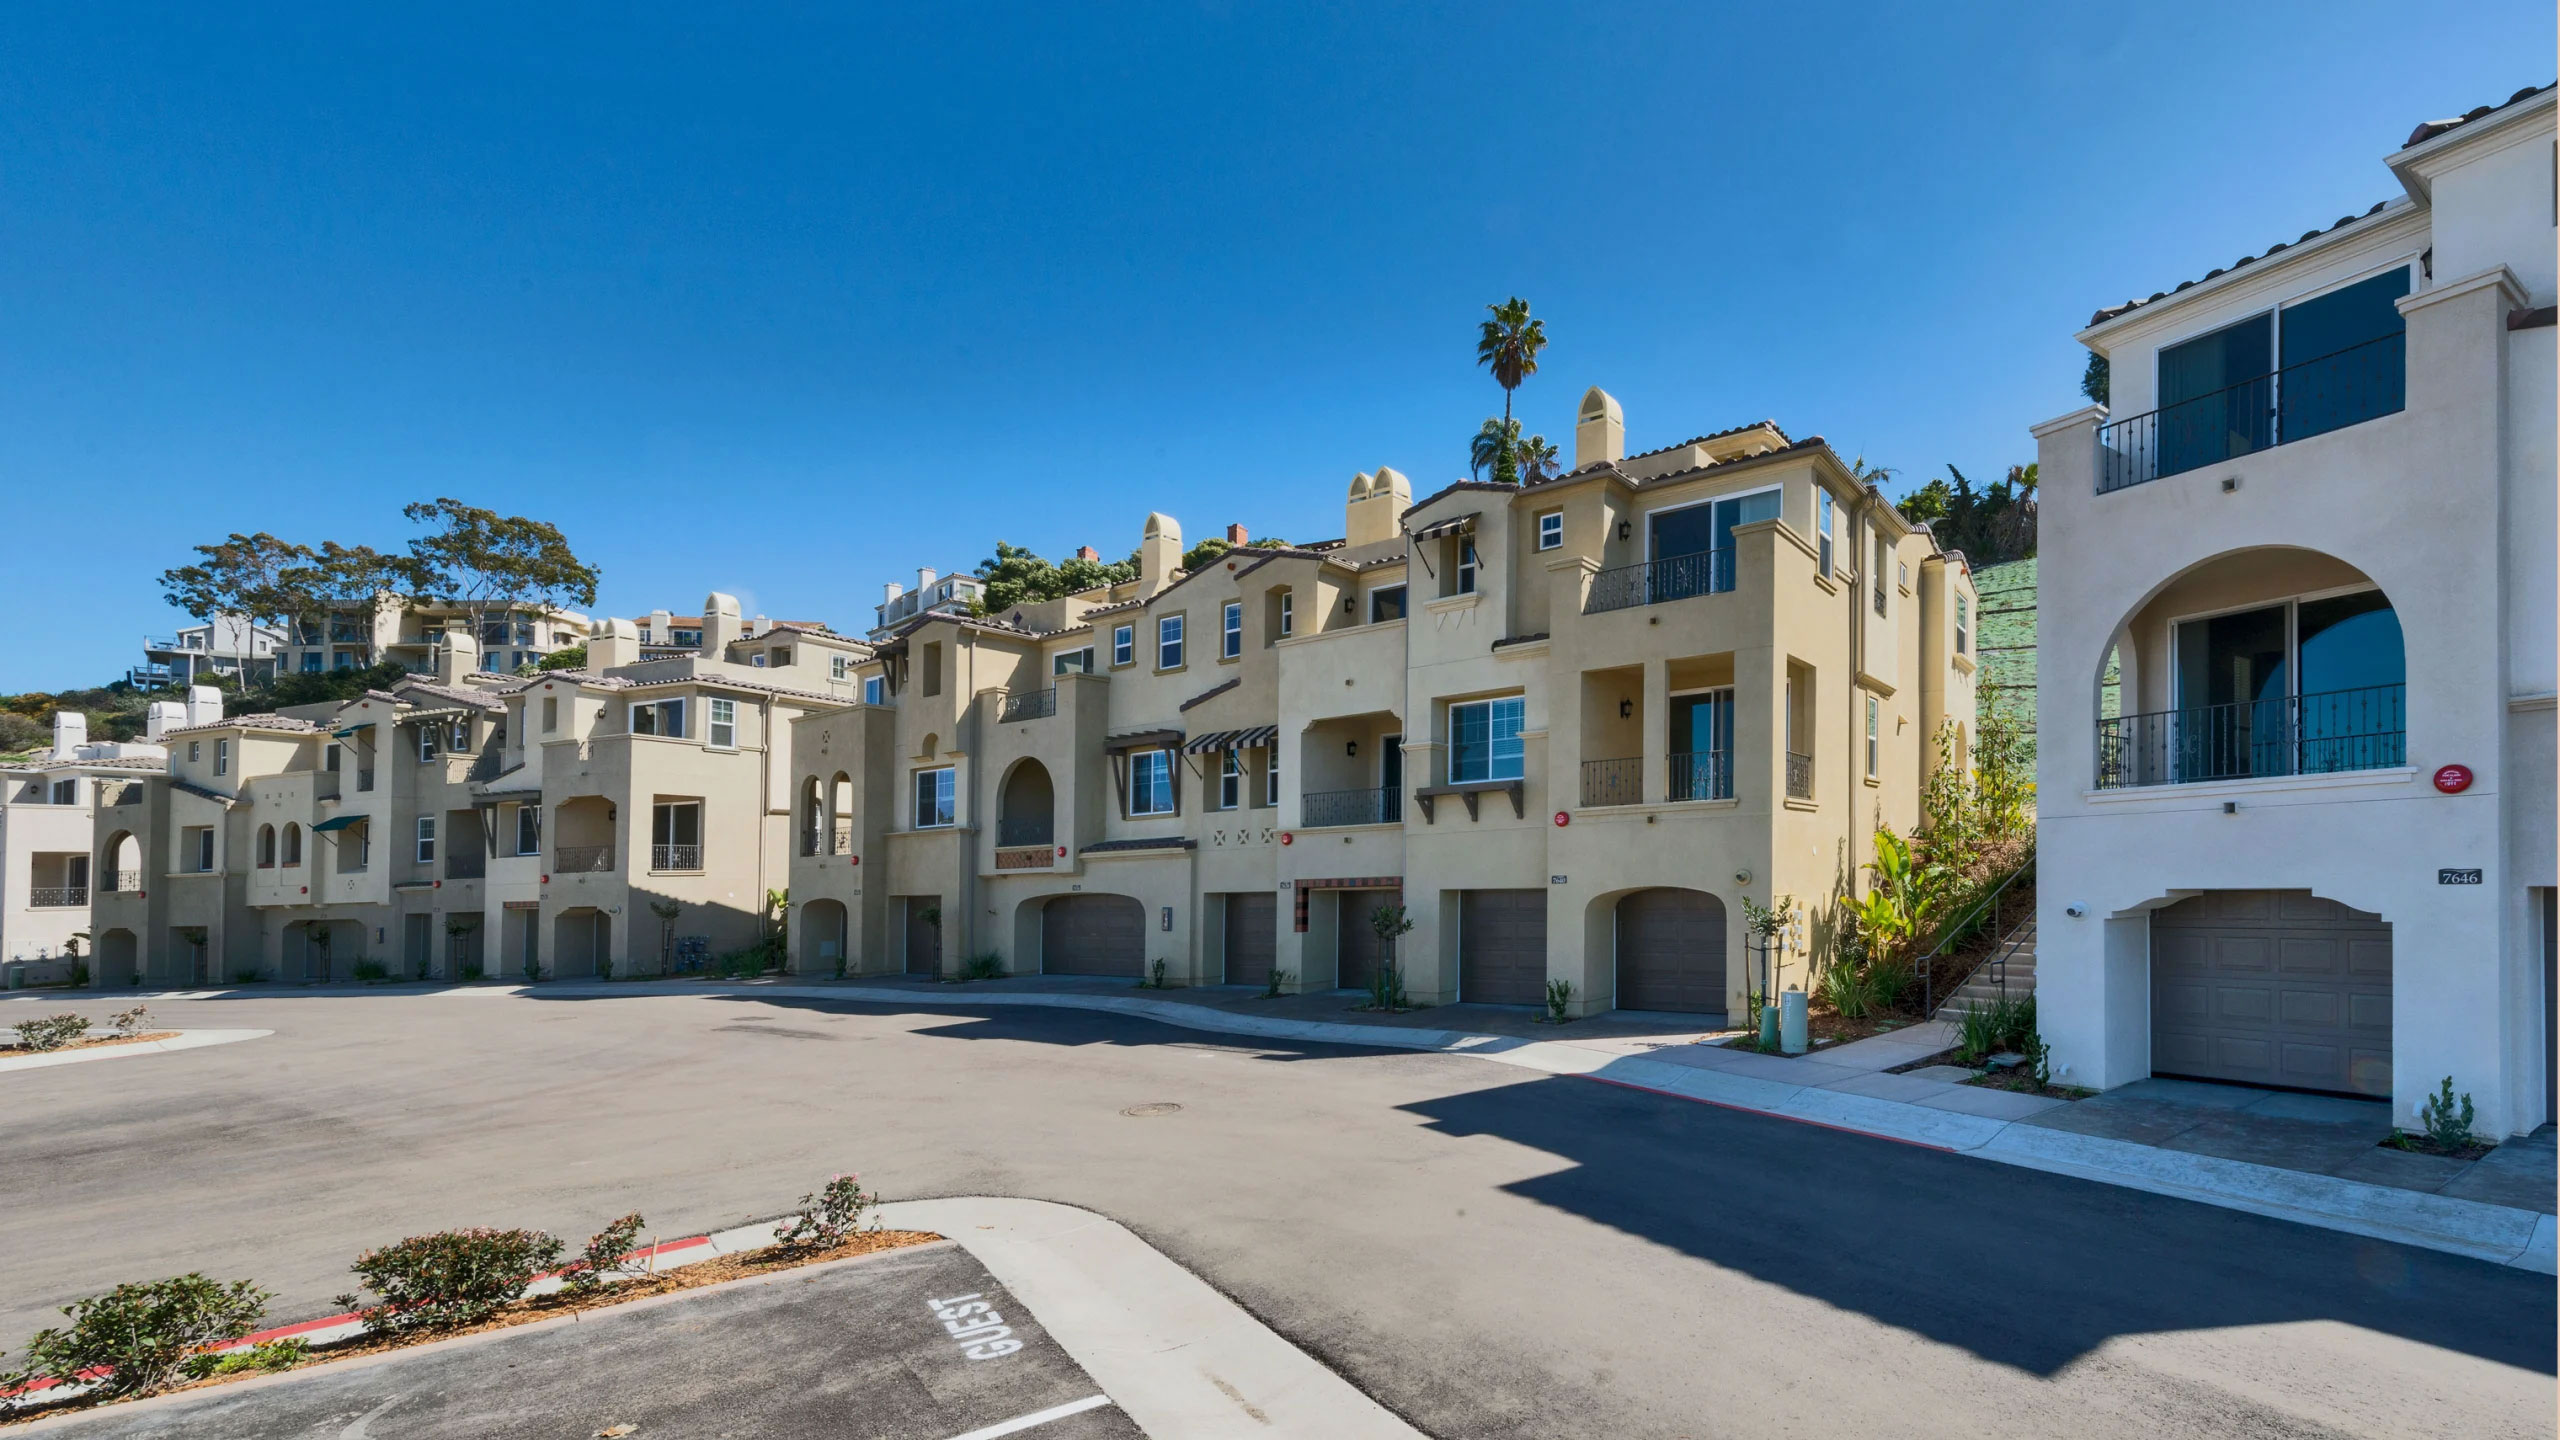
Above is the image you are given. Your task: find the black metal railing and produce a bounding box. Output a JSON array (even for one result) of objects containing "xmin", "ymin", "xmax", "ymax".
[
  {"xmin": 832, "ymin": 820, "xmax": 853, "ymax": 855},
  {"xmin": 1668, "ymin": 750, "xmax": 1732, "ymax": 802},
  {"xmin": 554, "ymin": 845, "xmax": 613, "ymax": 874},
  {"xmin": 802, "ymin": 826, "xmax": 826, "ymax": 857},
  {"xmin": 1580, "ymin": 757, "xmax": 1642, "ymax": 807},
  {"xmin": 1301, "ymin": 786, "xmax": 1400, "ymax": 827},
  {"xmin": 1784, "ymin": 751, "xmax": 1813, "ymax": 800},
  {"xmin": 444, "ymin": 855, "xmax": 485, "ymax": 881},
  {"xmin": 1919, "ymin": 851, "xmax": 2036, "ymax": 1018},
  {"xmin": 1583, "ymin": 548, "xmax": 1736, "ymax": 614},
  {"xmin": 998, "ymin": 688, "xmax": 1057, "ymax": 722},
  {"xmin": 31, "ymin": 886, "xmax": 87, "ymax": 908},
  {"xmin": 2098, "ymin": 333, "xmax": 2405, "ymax": 493},
  {"xmin": 102, "ymin": 869, "xmax": 142, "ymax": 893},
  {"xmin": 651, "ymin": 843, "xmax": 702, "ymax": 871},
  {"xmin": 2096, "ymin": 683, "xmax": 2405, "ymax": 789},
  {"xmin": 998, "ymin": 818, "xmax": 1055, "ymax": 847}
]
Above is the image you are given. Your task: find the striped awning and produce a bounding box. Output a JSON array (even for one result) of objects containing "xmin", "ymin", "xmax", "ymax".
[
  {"xmin": 1409, "ymin": 513, "xmax": 1477, "ymax": 542},
  {"xmin": 1182, "ymin": 724, "xmax": 1278, "ymax": 753},
  {"xmin": 311, "ymin": 814, "xmax": 366, "ymax": 832}
]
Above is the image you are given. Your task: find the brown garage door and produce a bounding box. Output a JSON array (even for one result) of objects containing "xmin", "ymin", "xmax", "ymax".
[
  {"xmin": 903, "ymin": 896, "xmax": 941, "ymax": 976},
  {"xmin": 1617, "ymin": 888, "xmax": 1726, "ymax": 1014},
  {"xmin": 1043, "ymin": 894, "xmax": 1146, "ymax": 978},
  {"xmin": 1335, "ymin": 889, "xmax": 1401, "ymax": 991},
  {"xmin": 2152, "ymin": 890, "xmax": 2390, "ymax": 1097},
  {"xmin": 1224, "ymin": 892, "xmax": 1276, "ymax": 986},
  {"xmin": 1461, "ymin": 890, "xmax": 1548, "ymax": 1006}
]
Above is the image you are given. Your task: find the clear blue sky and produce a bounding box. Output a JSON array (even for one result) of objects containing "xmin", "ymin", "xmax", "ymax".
[{"xmin": 2, "ymin": 4, "xmax": 2546, "ymax": 691}]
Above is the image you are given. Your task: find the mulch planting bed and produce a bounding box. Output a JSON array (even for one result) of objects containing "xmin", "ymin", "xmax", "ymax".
[
  {"xmin": 0, "ymin": 1032, "xmax": 179, "ymax": 1056},
  {"xmin": 2382, "ymin": 1133, "xmax": 2496, "ymax": 1161}
]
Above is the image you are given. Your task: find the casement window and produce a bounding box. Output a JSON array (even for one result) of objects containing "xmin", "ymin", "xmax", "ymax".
[
  {"xmin": 416, "ymin": 816, "xmax": 438, "ymax": 863},
  {"xmin": 1454, "ymin": 539, "xmax": 1478, "ymax": 595},
  {"xmin": 631, "ymin": 699, "xmax": 686, "ymax": 738},
  {"xmin": 1128, "ymin": 750, "xmax": 1176, "ymax": 816},
  {"xmin": 516, "ymin": 803, "xmax": 542, "ymax": 856},
  {"xmin": 1278, "ymin": 592, "xmax": 1294, "ymax": 637},
  {"xmin": 1264, "ymin": 744, "xmax": 1280, "ymax": 808},
  {"xmin": 1222, "ymin": 602, "xmax": 1243, "ymax": 659},
  {"xmin": 1955, "ymin": 597, "xmax": 1970, "ymax": 655},
  {"xmin": 1218, "ymin": 749, "xmax": 1242, "ymax": 809},
  {"xmin": 1865, "ymin": 696, "xmax": 1881, "ymax": 779},
  {"xmin": 1369, "ymin": 585, "xmax": 1407, "ymax": 623},
  {"xmin": 831, "ymin": 654, "xmax": 851, "ymax": 681},
  {"xmin": 708, "ymin": 697, "xmax": 737, "ymax": 749},
  {"xmin": 418, "ymin": 725, "xmax": 439, "ymax": 763},
  {"xmin": 1112, "ymin": 624, "xmax": 1135, "ymax": 667},
  {"xmin": 1054, "ymin": 647, "xmax": 1095, "ymax": 675},
  {"xmin": 1816, "ymin": 489, "xmax": 1835, "ymax": 578},
  {"xmin": 751, "ymin": 653, "xmax": 768, "ymax": 667},
  {"xmin": 50, "ymin": 779, "xmax": 76, "ymax": 804},
  {"xmin": 449, "ymin": 719, "xmax": 472, "ymax": 753},
  {"xmin": 188, "ymin": 741, "xmax": 201, "ymax": 763},
  {"xmin": 1537, "ymin": 510, "xmax": 1563, "ymax": 551},
  {"xmin": 863, "ymin": 675, "xmax": 886, "ymax": 705},
  {"xmin": 190, "ymin": 826, "xmax": 216, "ymax": 872},
  {"xmin": 1448, "ymin": 696, "xmax": 1526, "ymax": 783},
  {"xmin": 1158, "ymin": 614, "xmax": 1185, "ymax": 670},
  {"xmin": 913, "ymin": 767, "xmax": 956, "ymax": 829},
  {"xmin": 542, "ymin": 696, "xmax": 558, "ymax": 732},
  {"xmin": 214, "ymin": 738, "xmax": 229, "ymax": 776},
  {"xmin": 771, "ymin": 648, "xmax": 791, "ymax": 667}
]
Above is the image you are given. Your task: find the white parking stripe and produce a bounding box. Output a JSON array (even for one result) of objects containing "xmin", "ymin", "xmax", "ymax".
[{"xmin": 940, "ymin": 1393, "xmax": 1113, "ymax": 1440}]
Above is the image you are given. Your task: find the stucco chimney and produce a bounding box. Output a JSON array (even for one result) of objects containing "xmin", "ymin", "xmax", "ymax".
[
  {"xmin": 883, "ymin": 582, "xmax": 904, "ymax": 605},
  {"xmin": 649, "ymin": 608, "xmax": 673, "ymax": 644},
  {"xmin": 1344, "ymin": 468, "xmax": 1409, "ymax": 548},
  {"xmin": 1225, "ymin": 523, "xmax": 1248, "ymax": 547},
  {"xmin": 1575, "ymin": 387, "xmax": 1625, "ymax": 470},
  {"xmin": 918, "ymin": 568, "xmax": 938, "ymax": 591},
  {"xmin": 145, "ymin": 701, "xmax": 186, "ymax": 744},
  {"xmin": 186, "ymin": 685, "xmax": 222, "ymax": 729},
  {"xmin": 436, "ymin": 621, "xmax": 476, "ymax": 685},
  {"xmin": 702, "ymin": 592, "xmax": 743, "ymax": 656},
  {"xmin": 588, "ymin": 617, "xmax": 639, "ymax": 670},
  {"xmin": 49, "ymin": 712, "xmax": 87, "ymax": 761},
  {"xmin": 1139, "ymin": 513, "xmax": 1183, "ymax": 597},
  {"xmin": 1076, "ymin": 546, "xmax": 1099, "ymax": 562}
]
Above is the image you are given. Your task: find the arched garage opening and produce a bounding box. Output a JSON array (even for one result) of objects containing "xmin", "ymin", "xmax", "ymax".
[
  {"xmin": 1040, "ymin": 893, "xmax": 1145, "ymax": 978},
  {"xmin": 802, "ymin": 898, "xmax": 848, "ymax": 974},
  {"xmin": 2151, "ymin": 890, "xmax": 2390, "ymax": 1098},
  {"xmin": 94, "ymin": 928, "xmax": 138, "ymax": 987},
  {"xmin": 1614, "ymin": 888, "xmax": 1727, "ymax": 1015}
]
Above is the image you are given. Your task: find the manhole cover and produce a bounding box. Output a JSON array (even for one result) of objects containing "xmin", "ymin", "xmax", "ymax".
[{"xmin": 1120, "ymin": 1102, "xmax": 1183, "ymax": 1117}]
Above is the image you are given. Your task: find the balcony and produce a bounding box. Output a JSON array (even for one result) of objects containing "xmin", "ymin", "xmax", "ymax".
[
  {"xmin": 1579, "ymin": 758, "xmax": 1642, "ymax": 808},
  {"xmin": 31, "ymin": 886, "xmax": 87, "ymax": 908},
  {"xmin": 554, "ymin": 845, "xmax": 614, "ymax": 874},
  {"xmin": 1583, "ymin": 548, "xmax": 1735, "ymax": 615},
  {"xmin": 998, "ymin": 688, "xmax": 1057, "ymax": 722},
  {"xmin": 2097, "ymin": 333, "xmax": 2404, "ymax": 494},
  {"xmin": 1301, "ymin": 786, "xmax": 1401, "ymax": 827},
  {"xmin": 2096, "ymin": 684, "xmax": 2405, "ymax": 789},
  {"xmin": 1785, "ymin": 751, "xmax": 1813, "ymax": 800},
  {"xmin": 444, "ymin": 855, "xmax": 485, "ymax": 881},
  {"xmin": 651, "ymin": 843, "xmax": 702, "ymax": 872},
  {"xmin": 101, "ymin": 870, "xmax": 142, "ymax": 893},
  {"xmin": 1668, "ymin": 750, "xmax": 1732, "ymax": 802},
  {"xmin": 995, "ymin": 845, "xmax": 1055, "ymax": 870},
  {"xmin": 316, "ymin": 772, "xmax": 342, "ymax": 801}
]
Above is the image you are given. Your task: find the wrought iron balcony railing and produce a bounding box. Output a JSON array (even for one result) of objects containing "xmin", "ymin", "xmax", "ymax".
[
  {"xmin": 2097, "ymin": 333, "xmax": 2405, "ymax": 493},
  {"xmin": 1668, "ymin": 750, "xmax": 1733, "ymax": 802},
  {"xmin": 31, "ymin": 886, "xmax": 87, "ymax": 908},
  {"xmin": 1583, "ymin": 547, "xmax": 1736, "ymax": 614},
  {"xmin": 998, "ymin": 687, "xmax": 1057, "ymax": 722},
  {"xmin": 651, "ymin": 843, "xmax": 703, "ymax": 872},
  {"xmin": 553, "ymin": 845, "xmax": 614, "ymax": 874},
  {"xmin": 1300, "ymin": 786, "xmax": 1401, "ymax": 827},
  {"xmin": 1579, "ymin": 757, "xmax": 1642, "ymax": 808},
  {"xmin": 2096, "ymin": 683, "xmax": 2405, "ymax": 789},
  {"xmin": 1785, "ymin": 751, "xmax": 1814, "ymax": 800}
]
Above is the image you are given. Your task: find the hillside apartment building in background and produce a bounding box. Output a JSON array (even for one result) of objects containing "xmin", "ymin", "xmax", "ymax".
[
  {"xmin": 129, "ymin": 614, "xmax": 287, "ymax": 689},
  {"xmin": 787, "ymin": 387, "xmax": 1977, "ymax": 1018},
  {"xmin": 276, "ymin": 599, "xmax": 594, "ymax": 676},
  {"xmin": 2031, "ymin": 84, "xmax": 2556, "ymax": 1136}
]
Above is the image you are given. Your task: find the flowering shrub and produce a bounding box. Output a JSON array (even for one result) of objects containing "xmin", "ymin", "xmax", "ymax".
[
  {"xmin": 14, "ymin": 1013, "xmax": 92, "ymax": 1052},
  {"xmin": 109, "ymin": 1006, "xmax": 151, "ymax": 1038},
  {"xmin": 2, "ymin": 1274, "xmax": 271, "ymax": 1399},
  {"xmin": 345, "ymin": 1228, "xmax": 564, "ymax": 1335},
  {"xmin": 774, "ymin": 1175, "xmax": 879, "ymax": 1252},
  {"xmin": 562, "ymin": 1213, "xmax": 647, "ymax": 1293}
]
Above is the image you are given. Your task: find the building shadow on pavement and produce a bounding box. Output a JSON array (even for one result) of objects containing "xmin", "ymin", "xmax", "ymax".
[{"xmin": 1395, "ymin": 1072, "xmax": 2557, "ymax": 1378}]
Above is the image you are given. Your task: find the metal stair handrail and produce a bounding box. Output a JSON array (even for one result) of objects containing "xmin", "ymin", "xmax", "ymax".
[{"xmin": 1916, "ymin": 846, "xmax": 2035, "ymax": 1018}]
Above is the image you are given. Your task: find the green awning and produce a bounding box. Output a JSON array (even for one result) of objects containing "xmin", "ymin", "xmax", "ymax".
[
  {"xmin": 330, "ymin": 723, "xmax": 373, "ymax": 738},
  {"xmin": 311, "ymin": 814, "xmax": 366, "ymax": 832}
]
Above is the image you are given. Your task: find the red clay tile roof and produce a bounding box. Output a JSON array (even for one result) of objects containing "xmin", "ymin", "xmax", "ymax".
[
  {"xmin": 2404, "ymin": 83, "xmax": 2553, "ymax": 148},
  {"xmin": 2086, "ymin": 200, "xmax": 2401, "ymax": 328}
]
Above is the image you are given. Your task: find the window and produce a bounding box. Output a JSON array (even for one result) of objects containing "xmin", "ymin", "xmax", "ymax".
[
  {"xmin": 1112, "ymin": 624, "xmax": 1135, "ymax": 667},
  {"xmin": 1872, "ymin": 534, "xmax": 1889, "ymax": 616},
  {"xmin": 1865, "ymin": 696, "xmax": 1880, "ymax": 779},
  {"xmin": 831, "ymin": 655, "xmax": 851, "ymax": 681},
  {"xmin": 1216, "ymin": 601, "xmax": 1241, "ymax": 659},
  {"xmin": 1264, "ymin": 744, "xmax": 1280, "ymax": 808},
  {"xmin": 339, "ymin": 653, "xmax": 359, "ymax": 671},
  {"xmin": 751, "ymin": 653, "xmax": 769, "ymax": 667},
  {"xmin": 1218, "ymin": 749, "xmax": 1242, "ymax": 809},
  {"xmin": 214, "ymin": 738, "xmax": 229, "ymax": 775},
  {"xmin": 652, "ymin": 800, "xmax": 703, "ymax": 867},
  {"xmin": 416, "ymin": 816, "xmax": 437, "ymax": 863},
  {"xmin": 449, "ymin": 719, "xmax": 471, "ymax": 753},
  {"xmin": 920, "ymin": 642, "xmax": 943, "ymax": 697},
  {"xmin": 863, "ymin": 675, "xmax": 886, "ymax": 706},
  {"xmin": 192, "ymin": 827, "xmax": 216, "ymax": 872},
  {"xmin": 1537, "ymin": 510, "xmax": 1563, "ymax": 550},
  {"xmin": 1128, "ymin": 750, "xmax": 1175, "ymax": 816},
  {"xmin": 418, "ymin": 725, "xmax": 439, "ymax": 763},
  {"xmin": 542, "ymin": 696, "xmax": 558, "ymax": 732},
  {"xmin": 1158, "ymin": 614, "xmax": 1185, "ymax": 670},
  {"xmin": 1448, "ymin": 696, "xmax": 1526, "ymax": 783},
  {"xmin": 188, "ymin": 741, "xmax": 201, "ymax": 763},
  {"xmin": 324, "ymin": 742, "xmax": 340, "ymax": 773},
  {"xmin": 1054, "ymin": 647, "xmax": 1095, "ymax": 675},
  {"xmin": 708, "ymin": 697, "xmax": 737, "ymax": 749},
  {"xmin": 1955, "ymin": 596, "xmax": 1970, "ymax": 655},
  {"xmin": 282, "ymin": 823, "xmax": 302, "ymax": 866},
  {"xmin": 50, "ymin": 779, "xmax": 75, "ymax": 804},
  {"xmin": 1278, "ymin": 592, "xmax": 1294, "ymax": 637},
  {"xmin": 1454, "ymin": 539, "xmax": 1478, "ymax": 595},
  {"xmin": 2160, "ymin": 589, "xmax": 2406, "ymax": 782},
  {"xmin": 1816, "ymin": 489, "xmax": 1835, "ymax": 578},
  {"xmin": 516, "ymin": 803, "xmax": 541, "ymax": 856},
  {"xmin": 1369, "ymin": 586, "xmax": 1407, "ymax": 623},
  {"xmin": 477, "ymin": 651, "xmax": 498, "ymax": 673},
  {"xmin": 771, "ymin": 648, "xmax": 791, "ymax": 667},
  {"xmin": 257, "ymin": 825, "xmax": 276, "ymax": 867},
  {"xmin": 631, "ymin": 699, "xmax": 686, "ymax": 738},
  {"xmin": 301, "ymin": 653, "xmax": 322, "ymax": 674},
  {"xmin": 913, "ymin": 767, "xmax": 956, "ymax": 828}
]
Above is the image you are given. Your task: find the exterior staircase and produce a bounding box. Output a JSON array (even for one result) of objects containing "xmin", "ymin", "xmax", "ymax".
[{"xmin": 1934, "ymin": 916, "xmax": 2037, "ymax": 1018}]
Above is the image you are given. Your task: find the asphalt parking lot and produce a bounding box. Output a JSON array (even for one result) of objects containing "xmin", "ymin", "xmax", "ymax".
[{"xmin": 34, "ymin": 1242, "xmax": 1142, "ymax": 1440}]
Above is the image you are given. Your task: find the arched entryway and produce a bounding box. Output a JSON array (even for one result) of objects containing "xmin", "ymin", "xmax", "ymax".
[
  {"xmin": 1615, "ymin": 888, "xmax": 1726, "ymax": 1014},
  {"xmin": 99, "ymin": 831, "xmax": 140, "ymax": 894},
  {"xmin": 1041, "ymin": 893, "xmax": 1144, "ymax": 978},
  {"xmin": 94, "ymin": 928, "xmax": 138, "ymax": 987},
  {"xmin": 802, "ymin": 899, "xmax": 848, "ymax": 973},
  {"xmin": 2152, "ymin": 890, "xmax": 2390, "ymax": 1097},
  {"xmin": 998, "ymin": 759, "xmax": 1055, "ymax": 850}
]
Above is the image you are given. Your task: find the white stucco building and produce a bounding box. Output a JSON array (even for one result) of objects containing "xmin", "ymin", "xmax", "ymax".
[
  {"xmin": 2031, "ymin": 85, "xmax": 2555, "ymax": 1135},
  {"xmin": 3, "ymin": 711, "xmax": 174, "ymax": 985}
]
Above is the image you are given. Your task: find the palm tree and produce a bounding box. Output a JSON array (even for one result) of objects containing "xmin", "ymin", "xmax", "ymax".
[
  {"xmin": 1469, "ymin": 418, "xmax": 1518, "ymax": 481},
  {"xmin": 1476, "ymin": 297, "xmax": 1547, "ymax": 484},
  {"xmin": 1517, "ymin": 433, "xmax": 1561, "ymax": 484}
]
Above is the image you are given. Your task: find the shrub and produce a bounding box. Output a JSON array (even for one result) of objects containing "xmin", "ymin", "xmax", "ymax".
[
  {"xmin": 1955, "ymin": 993, "xmax": 2037, "ymax": 1066},
  {"xmin": 346, "ymin": 1228, "xmax": 565, "ymax": 1335},
  {"xmin": 2, "ymin": 1274, "xmax": 271, "ymax": 1400},
  {"xmin": 460, "ymin": 961, "xmax": 484, "ymax": 981},
  {"xmin": 2418, "ymin": 1076, "xmax": 2476, "ymax": 1150},
  {"xmin": 1145, "ymin": 958, "xmax": 1169, "ymax": 989},
  {"xmin": 1262, "ymin": 968, "xmax": 1292, "ymax": 999},
  {"xmin": 109, "ymin": 1006, "xmax": 150, "ymax": 1038},
  {"xmin": 562, "ymin": 1213, "xmax": 646, "ymax": 1294},
  {"xmin": 963, "ymin": 953, "xmax": 1004, "ymax": 982},
  {"xmin": 183, "ymin": 1337, "xmax": 307, "ymax": 1380},
  {"xmin": 1544, "ymin": 978, "xmax": 1575, "ymax": 1024},
  {"xmin": 68, "ymin": 961, "xmax": 90, "ymax": 987},
  {"xmin": 522, "ymin": 957, "xmax": 544, "ymax": 983},
  {"xmin": 1365, "ymin": 961, "xmax": 1408, "ymax": 1012},
  {"xmin": 15, "ymin": 1013, "xmax": 92, "ymax": 1052},
  {"xmin": 351, "ymin": 959, "xmax": 390, "ymax": 982},
  {"xmin": 597, "ymin": 956, "xmax": 613, "ymax": 981},
  {"xmin": 774, "ymin": 1174, "xmax": 879, "ymax": 1253},
  {"xmin": 231, "ymin": 968, "xmax": 261, "ymax": 985}
]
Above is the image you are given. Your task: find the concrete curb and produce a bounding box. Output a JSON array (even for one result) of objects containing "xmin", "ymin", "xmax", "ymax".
[{"xmin": 0, "ymin": 1029, "xmax": 270, "ymax": 1075}]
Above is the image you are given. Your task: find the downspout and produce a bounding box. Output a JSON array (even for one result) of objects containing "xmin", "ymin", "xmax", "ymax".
[{"xmin": 1845, "ymin": 488, "xmax": 1868, "ymax": 960}]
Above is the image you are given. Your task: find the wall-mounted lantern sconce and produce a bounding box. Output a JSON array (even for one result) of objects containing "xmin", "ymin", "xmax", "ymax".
[
  {"xmin": 1619, "ymin": 699, "xmax": 1633, "ymax": 719},
  {"xmin": 1345, "ymin": 740, "xmax": 1358, "ymax": 757},
  {"xmin": 1617, "ymin": 520, "xmax": 1632, "ymax": 540}
]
